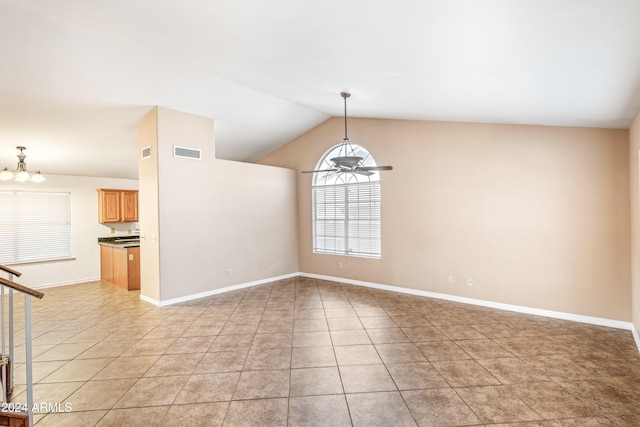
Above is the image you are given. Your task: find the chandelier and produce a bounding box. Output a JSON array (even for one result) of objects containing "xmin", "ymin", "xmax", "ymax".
[{"xmin": 0, "ymin": 146, "xmax": 45, "ymax": 183}]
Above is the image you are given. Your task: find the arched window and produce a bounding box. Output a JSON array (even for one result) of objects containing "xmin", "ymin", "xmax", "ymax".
[{"xmin": 312, "ymin": 143, "xmax": 381, "ymax": 258}]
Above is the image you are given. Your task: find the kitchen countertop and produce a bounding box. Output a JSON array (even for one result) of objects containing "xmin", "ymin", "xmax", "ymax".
[{"xmin": 98, "ymin": 236, "xmax": 140, "ymax": 248}]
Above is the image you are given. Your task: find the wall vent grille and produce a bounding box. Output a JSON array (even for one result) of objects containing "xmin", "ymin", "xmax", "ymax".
[
  {"xmin": 141, "ymin": 146, "xmax": 152, "ymax": 159},
  {"xmin": 173, "ymin": 145, "xmax": 202, "ymax": 160}
]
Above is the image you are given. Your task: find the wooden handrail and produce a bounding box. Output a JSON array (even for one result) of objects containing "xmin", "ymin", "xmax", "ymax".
[
  {"xmin": 0, "ymin": 265, "xmax": 21, "ymax": 278},
  {"xmin": 0, "ymin": 277, "xmax": 44, "ymax": 299}
]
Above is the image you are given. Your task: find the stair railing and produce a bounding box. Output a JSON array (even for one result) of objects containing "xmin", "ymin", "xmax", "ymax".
[{"xmin": 0, "ymin": 265, "xmax": 44, "ymax": 427}]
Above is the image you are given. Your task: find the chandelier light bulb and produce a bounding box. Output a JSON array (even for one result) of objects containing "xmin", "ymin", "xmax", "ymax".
[
  {"xmin": 0, "ymin": 168, "xmax": 13, "ymax": 180},
  {"xmin": 15, "ymin": 170, "xmax": 31, "ymax": 182},
  {"xmin": 31, "ymin": 171, "xmax": 46, "ymax": 183}
]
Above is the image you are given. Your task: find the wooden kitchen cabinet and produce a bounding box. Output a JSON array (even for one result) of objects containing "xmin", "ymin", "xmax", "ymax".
[
  {"xmin": 98, "ymin": 189, "xmax": 138, "ymax": 223},
  {"xmin": 98, "ymin": 190, "xmax": 121, "ymax": 223},
  {"xmin": 100, "ymin": 245, "xmax": 114, "ymax": 283},
  {"xmin": 121, "ymin": 191, "xmax": 138, "ymax": 222},
  {"xmin": 100, "ymin": 245, "xmax": 140, "ymax": 291}
]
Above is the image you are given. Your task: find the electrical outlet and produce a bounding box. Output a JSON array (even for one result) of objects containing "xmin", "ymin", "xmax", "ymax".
[
  {"xmin": 467, "ymin": 278, "xmax": 474, "ymax": 286},
  {"xmin": 227, "ymin": 269, "xmax": 233, "ymax": 277},
  {"xmin": 447, "ymin": 275, "xmax": 454, "ymax": 284},
  {"xmin": 338, "ymin": 262, "xmax": 343, "ymax": 269}
]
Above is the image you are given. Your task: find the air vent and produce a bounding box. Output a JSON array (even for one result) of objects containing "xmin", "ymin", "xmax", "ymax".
[
  {"xmin": 173, "ymin": 145, "xmax": 201, "ymax": 160},
  {"xmin": 141, "ymin": 146, "xmax": 152, "ymax": 159}
]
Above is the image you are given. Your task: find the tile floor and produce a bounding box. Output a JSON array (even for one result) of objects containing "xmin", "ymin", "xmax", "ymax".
[{"xmin": 4, "ymin": 277, "xmax": 640, "ymax": 426}]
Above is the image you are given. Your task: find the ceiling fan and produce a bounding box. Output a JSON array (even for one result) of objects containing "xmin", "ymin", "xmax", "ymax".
[{"xmin": 302, "ymin": 92, "xmax": 393, "ymax": 176}]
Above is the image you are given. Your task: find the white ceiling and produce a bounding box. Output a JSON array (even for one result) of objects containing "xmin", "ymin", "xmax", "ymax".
[{"xmin": 1, "ymin": 0, "xmax": 639, "ymax": 179}]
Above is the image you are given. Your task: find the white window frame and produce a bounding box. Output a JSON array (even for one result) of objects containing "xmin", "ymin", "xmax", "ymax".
[
  {"xmin": 0, "ymin": 191, "xmax": 72, "ymax": 264},
  {"xmin": 312, "ymin": 144, "xmax": 382, "ymax": 258}
]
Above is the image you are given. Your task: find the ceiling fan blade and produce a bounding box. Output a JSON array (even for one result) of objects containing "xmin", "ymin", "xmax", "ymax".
[
  {"xmin": 301, "ymin": 169, "xmax": 338, "ymax": 174},
  {"xmin": 357, "ymin": 165, "xmax": 393, "ymax": 171},
  {"xmin": 352, "ymin": 170, "xmax": 374, "ymax": 176}
]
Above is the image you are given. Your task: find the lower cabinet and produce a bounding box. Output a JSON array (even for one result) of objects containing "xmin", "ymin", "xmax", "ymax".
[
  {"xmin": 100, "ymin": 245, "xmax": 114, "ymax": 284},
  {"xmin": 100, "ymin": 245, "xmax": 140, "ymax": 291}
]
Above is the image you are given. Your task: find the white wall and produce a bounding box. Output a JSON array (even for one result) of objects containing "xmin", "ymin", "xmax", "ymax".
[
  {"xmin": 158, "ymin": 158, "xmax": 298, "ymax": 300},
  {"xmin": 139, "ymin": 107, "xmax": 299, "ymax": 303},
  {"xmin": 0, "ymin": 174, "xmax": 138, "ymax": 288}
]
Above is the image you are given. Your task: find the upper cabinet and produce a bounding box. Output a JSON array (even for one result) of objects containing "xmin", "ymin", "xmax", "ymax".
[
  {"xmin": 98, "ymin": 189, "xmax": 121, "ymax": 223},
  {"xmin": 121, "ymin": 191, "xmax": 139, "ymax": 222},
  {"xmin": 98, "ymin": 189, "xmax": 138, "ymax": 223}
]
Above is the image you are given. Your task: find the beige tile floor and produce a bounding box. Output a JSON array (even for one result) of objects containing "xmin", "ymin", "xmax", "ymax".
[{"xmin": 4, "ymin": 277, "xmax": 640, "ymax": 426}]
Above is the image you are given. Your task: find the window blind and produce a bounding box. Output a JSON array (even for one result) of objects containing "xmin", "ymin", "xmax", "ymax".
[
  {"xmin": 0, "ymin": 191, "xmax": 72, "ymax": 264},
  {"xmin": 313, "ymin": 181, "xmax": 381, "ymax": 258}
]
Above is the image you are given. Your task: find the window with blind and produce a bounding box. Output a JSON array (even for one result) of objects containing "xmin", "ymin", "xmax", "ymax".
[
  {"xmin": 312, "ymin": 144, "xmax": 382, "ymax": 258},
  {"xmin": 0, "ymin": 191, "xmax": 72, "ymax": 264}
]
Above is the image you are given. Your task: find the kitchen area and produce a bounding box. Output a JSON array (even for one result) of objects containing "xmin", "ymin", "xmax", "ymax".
[{"xmin": 96, "ymin": 188, "xmax": 140, "ymax": 291}]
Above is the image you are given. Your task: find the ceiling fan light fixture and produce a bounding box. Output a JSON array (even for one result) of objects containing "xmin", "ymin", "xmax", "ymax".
[
  {"xmin": 330, "ymin": 156, "xmax": 362, "ymax": 167},
  {"xmin": 301, "ymin": 92, "xmax": 393, "ymax": 176}
]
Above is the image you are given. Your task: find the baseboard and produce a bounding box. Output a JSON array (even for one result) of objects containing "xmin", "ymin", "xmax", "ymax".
[
  {"xmin": 301, "ymin": 272, "xmax": 633, "ymax": 332},
  {"xmin": 139, "ymin": 272, "xmax": 299, "ymax": 307},
  {"xmin": 30, "ymin": 277, "xmax": 101, "ymax": 290},
  {"xmin": 632, "ymin": 326, "xmax": 640, "ymax": 351},
  {"xmin": 137, "ymin": 270, "xmax": 634, "ymax": 336}
]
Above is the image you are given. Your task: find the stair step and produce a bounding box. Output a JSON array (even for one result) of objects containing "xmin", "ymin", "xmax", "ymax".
[{"xmin": 0, "ymin": 410, "xmax": 29, "ymax": 427}]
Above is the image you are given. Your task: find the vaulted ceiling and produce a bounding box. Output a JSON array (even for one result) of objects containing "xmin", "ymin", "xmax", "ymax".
[{"xmin": 1, "ymin": 0, "xmax": 639, "ymax": 179}]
